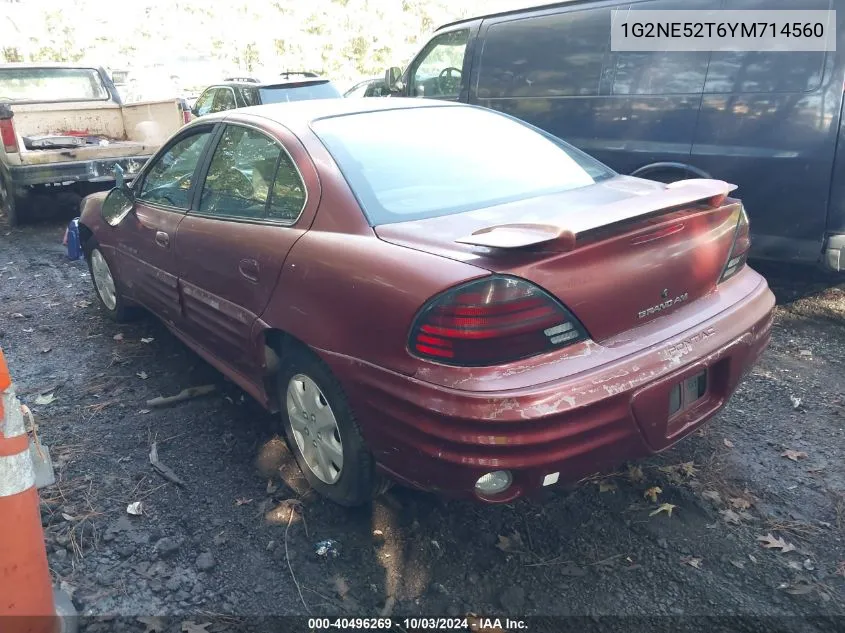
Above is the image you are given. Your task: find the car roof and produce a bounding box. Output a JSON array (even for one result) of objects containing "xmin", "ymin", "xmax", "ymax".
[
  {"xmin": 436, "ymin": 0, "xmax": 581, "ymax": 30},
  {"xmin": 214, "ymin": 78, "xmax": 333, "ymax": 89},
  {"xmin": 198, "ymin": 97, "xmax": 462, "ymax": 127},
  {"xmin": 0, "ymin": 62, "xmax": 105, "ymax": 70}
]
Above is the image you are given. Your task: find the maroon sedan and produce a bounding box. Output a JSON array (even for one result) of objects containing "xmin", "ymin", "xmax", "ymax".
[{"xmin": 78, "ymin": 99, "xmax": 775, "ymax": 505}]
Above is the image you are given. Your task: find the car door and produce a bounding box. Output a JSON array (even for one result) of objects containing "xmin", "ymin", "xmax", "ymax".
[
  {"xmin": 115, "ymin": 123, "xmax": 217, "ymax": 327},
  {"xmin": 174, "ymin": 121, "xmax": 317, "ymax": 377}
]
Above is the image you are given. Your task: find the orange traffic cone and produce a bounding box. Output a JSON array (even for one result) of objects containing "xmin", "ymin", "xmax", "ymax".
[{"xmin": 0, "ymin": 348, "xmax": 75, "ymax": 633}]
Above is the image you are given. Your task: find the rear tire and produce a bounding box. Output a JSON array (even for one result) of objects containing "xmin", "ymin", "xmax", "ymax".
[
  {"xmin": 0, "ymin": 172, "xmax": 17, "ymax": 226},
  {"xmin": 276, "ymin": 346, "xmax": 382, "ymax": 506},
  {"xmin": 86, "ymin": 244, "xmax": 136, "ymax": 322}
]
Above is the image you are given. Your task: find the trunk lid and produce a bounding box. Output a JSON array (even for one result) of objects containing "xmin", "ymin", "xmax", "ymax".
[{"xmin": 375, "ymin": 176, "xmax": 741, "ymax": 342}]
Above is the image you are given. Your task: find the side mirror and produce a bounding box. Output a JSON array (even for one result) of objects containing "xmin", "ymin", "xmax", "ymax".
[
  {"xmin": 384, "ymin": 67, "xmax": 404, "ymax": 93},
  {"xmin": 190, "ymin": 105, "xmax": 199, "ymax": 118},
  {"xmin": 101, "ymin": 186, "xmax": 135, "ymax": 227}
]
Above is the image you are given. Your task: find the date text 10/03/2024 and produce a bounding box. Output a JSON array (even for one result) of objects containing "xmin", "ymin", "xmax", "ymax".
[{"xmin": 307, "ymin": 617, "xmax": 529, "ymax": 630}]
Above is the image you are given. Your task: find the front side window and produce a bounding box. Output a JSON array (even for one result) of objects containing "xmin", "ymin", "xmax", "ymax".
[
  {"xmin": 199, "ymin": 125, "xmax": 286, "ymax": 220},
  {"xmin": 312, "ymin": 106, "xmax": 613, "ymax": 225},
  {"xmin": 137, "ymin": 130, "xmax": 213, "ymax": 209},
  {"xmin": 410, "ymin": 30, "xmax": 469, "ymax": 99}
]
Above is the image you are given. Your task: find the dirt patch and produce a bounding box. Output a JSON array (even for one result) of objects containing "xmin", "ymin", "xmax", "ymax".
[{"xmin": 0, "ymin": 222, "xmax": 843, "ymax": 630}]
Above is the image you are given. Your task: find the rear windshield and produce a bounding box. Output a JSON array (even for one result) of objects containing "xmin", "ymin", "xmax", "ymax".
[
  {"xmin": 259, "ymin": 82, "xmax": 341, "ymax": 104},
  {"xmin": 0, "ymin": 68, "xmax": 109, "ymax": 102},
  {"xmin": 311, "ymin": 106, "xmax": 615, "ymax": 225}
]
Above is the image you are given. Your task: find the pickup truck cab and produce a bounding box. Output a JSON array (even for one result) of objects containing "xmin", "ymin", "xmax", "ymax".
[{"xmin": 0, "ymin": 63, "xmax": 185, "ymax": 225}]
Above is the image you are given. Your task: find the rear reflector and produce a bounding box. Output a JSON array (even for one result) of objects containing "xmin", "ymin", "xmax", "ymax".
[
  {"xmin": 409, "ymin": 276, "xmax": 589, "ymax": 366},
  {"xmin": 0, "ymin": 119, "xmax": 17, "ymax": 153}
]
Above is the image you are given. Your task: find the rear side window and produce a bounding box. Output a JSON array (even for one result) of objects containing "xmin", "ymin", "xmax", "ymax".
[
  {"xmin": 212, "ymin": 88, "xmax": 237, "ymax": 112},
  {"xmin": 477, "ymin": 7, "xmax": 611, "ymax": 99},
  {"xmin": 611, "ymin": 0, "xmax": 712, "ymax": 95},
  {"xmin": 0, "ymin": 67, "xmax": 109, "ymax": 102},
  {"xmin": 705, "ymin": 0, "xmax": 830, "ymax": 94},
  {"xmin": 312, "ymin": 106, "xmax": 614, "ymax": 225}
]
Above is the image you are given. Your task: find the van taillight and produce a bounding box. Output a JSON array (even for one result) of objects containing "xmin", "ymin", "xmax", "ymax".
[
  {"xmin": 0, "ymin": 119, "xmax": 17, "ymax": 153},
  {"xmin": 719, "ymin": 205, "xmax": 751, "ymax": 283},
  {"xmin": 182, "ymin": 109, "xmax": 192, "ymax": 125},
  {"xmin": 409, "ymin": 276, "xmax": 588, "ymax": 367}
]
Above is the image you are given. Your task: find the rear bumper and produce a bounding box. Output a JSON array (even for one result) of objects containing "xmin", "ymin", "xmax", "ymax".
[
  {"xmin": 320, "ymin": 273, "xmax": 775, "ymax": 502},
  {"xmin": 824, "ymin": 233, "xmax": 845, "ymax": 272},
  {"xmin": 8, "ymin": 155, "xmax": 149, "ymax": 187}
]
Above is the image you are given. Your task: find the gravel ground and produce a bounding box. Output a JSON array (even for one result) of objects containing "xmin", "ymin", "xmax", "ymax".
[{"xmin": 0, "ymin": 218, "xmax": 843, "ymax": 633}]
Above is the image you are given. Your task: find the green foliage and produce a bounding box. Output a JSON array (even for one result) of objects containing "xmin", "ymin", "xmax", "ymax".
[{"xmin": 1, "ymin": 0, "xmax": 530, "ymax": 83}]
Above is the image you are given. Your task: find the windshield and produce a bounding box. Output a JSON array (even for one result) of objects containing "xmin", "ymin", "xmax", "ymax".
[
  {"xmin": 259, "ymin": 82, "xmax": 341, "ymax": 104},
  {"xmin": 0, "ymin": 68, "xmax": 109, "ymax": 102},
  {"xmin": 311, "ymin": 106, "xmax": 615, "ymax": 225}
]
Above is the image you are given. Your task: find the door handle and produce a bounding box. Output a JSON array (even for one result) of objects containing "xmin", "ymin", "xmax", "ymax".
[
  {"xmin": 155, "ymin": 231, "xmax": 170, "ymax": 248},
  {"xmin": 238, "ymin": 258, "xmax": 260, "ymax": 282}
]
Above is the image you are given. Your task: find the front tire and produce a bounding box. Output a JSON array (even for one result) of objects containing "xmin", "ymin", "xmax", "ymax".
[
  {"xmin": 87, "ymin": 245, "xmax": 135, "ymax": 322},
  {"xmin": 277, "ymin": 347, "xmax": 380, "ymax": 506}
]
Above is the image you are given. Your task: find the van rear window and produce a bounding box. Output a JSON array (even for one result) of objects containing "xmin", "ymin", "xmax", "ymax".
[{"xmin": 0, "ymin": 67, "xmax": 109, "ymax": 102}]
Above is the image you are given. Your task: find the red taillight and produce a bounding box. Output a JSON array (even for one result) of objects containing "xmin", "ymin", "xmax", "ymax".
[
  {"xmin": 0, "ymin": 118, "xmax": 17, "ymax": 153},
  {"xmin": 719, "ymin": 205, "xmax": 751, "ymax": 283},
  {"xmin": 182, "ymin": 109, "xmax": 192, "ymax": 125},
  {"xmin": 409, "ymin": 276, "xmax": 588, "ymax": 366}
]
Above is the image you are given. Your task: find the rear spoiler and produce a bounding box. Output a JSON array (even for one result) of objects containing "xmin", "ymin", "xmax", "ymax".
[{"xmin": 455, "ymin": 179, "xmax": 737, "ymax": 250}]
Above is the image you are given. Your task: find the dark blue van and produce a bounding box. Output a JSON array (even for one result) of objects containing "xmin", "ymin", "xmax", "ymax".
[{"xmin": 384, "ymin": 0, "xmax": 845, "ymax": 271}]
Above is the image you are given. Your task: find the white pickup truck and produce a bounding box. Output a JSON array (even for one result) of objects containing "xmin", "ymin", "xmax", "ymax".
[{"xmin": 0, "ymin": 63, "xmax": 187, "ymax": 225}]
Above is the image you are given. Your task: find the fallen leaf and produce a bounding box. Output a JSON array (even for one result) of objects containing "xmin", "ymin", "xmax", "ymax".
[
  {"xmin": 598, "ymin": 480, "xmax": 617, "ymax": 493},
  {"xmin": 781, "ymin": 449, "xmax": 808, "ymax": 462},
  {"xmin": 495, "ymin": 532, "xmax": 523, "ymax": 552},
  {"xmin": 235, "ymin": 497, "xmax": 253, "ymax": 506},
  {"xmin": 835, "ymin": 561, "xmax": 845, "ymax": 577},
  {"xmin": 757, "ymin": 533, "xmax": 796, "ymax": 553},
  {"xmin": 266, "ymin": 479, "xmax": 278, "ymax": 495},
  {"xmin": 729, "ymin": 497, "xmax": 751, "ymax": 510},
  {"xmin": 627, "ymin": 465, "xmax": 644, "ymax": 482},
  {"xmin": 113, "ymin": 333, "xmax": 124, "ymax": 342},
  {"xmin": 73, "ymin": 300, "xmax": 92, "ymax": 308},
  {"xmin": 61, "ymin": 513, "xmax": 77, "ymax": 522},
  {"xmin": 729, "ymin": 559, "xmax": 745, "ymax": 569},
  {"xmin": 11, "ymin": 312, "xmax": 24, "ymax": 318},
  {"xmin": 644, "ymin": 486, "xmax": 662, "ymax": 503},
  {"xmin": 138, "ymin": 617, "xmax": 166, "ymax": 633},
  {"xmin": 139, "ymin": 409, "xmax": 151, "ymax": 415},
  {"xmin": 136, "ymin": 371, "xmax": 149, "ymax": 380},
  {"xmin": 748, "ymin": 554, "xmax": 758, "ymax": 564},
  {"xmin": 22, "ymin": 327, "xmax": 33, "ymax": 333},
  {"xmin": 333, "ymin": 576, "xmax": 350, "ymax": 598},
  {"xmin": 181, "ymin": 622, "xmax": 212, "ymax": 633},
  {"xmin": 680, "ymin": 556, "xmax": 703, "ymax": 569},
  {"xmin": 803, "ymin": 559, "xmax": 815, "ymax": 571},
  {"xmin": 34, "ymin": 393, "xmax": 56, "ymax": 405},
  {"xmin": 650, "ymin": 503, "xmax": 677, "ymax": 518},
  {"xmin": 141, "ymin": 337, "xmax": 155, "ymax": 344},
  {"xmin": 790, "ymin": 395, "xmax": 802, "ymax": 410},
  {"xmin": 40, "ymin": 348, "xmax": 51, "ymax": 354},
  {"xmin": 723, "ymin": 438, "xmax": 735, "ymax": 448},
  {"xmin": 721, "ymin": 509, "xmax": 742, "ymax": 525},
  {"xmin": 680, "ymin": 461, "xmax": 698, "ymax": 477},
  {"xmin": 126, "ymin": 502, "xmax": 143, "ymax": 516},
  {"xmin": 779, "ymin": 581, "xmax": 814, "ymax": 596},
  {"xmin": 702, "ymin": 490, "xmax": 722, "ymax": 503}
]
